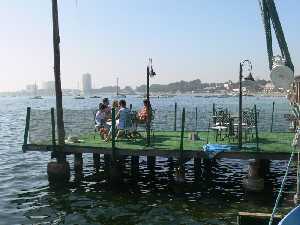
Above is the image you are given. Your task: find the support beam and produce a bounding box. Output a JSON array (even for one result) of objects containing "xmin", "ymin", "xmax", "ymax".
[
  {"xmin": 243, "ymin": 159, "xmax": 265, "ymax": 192},
  {"xmin": 194, "ymin": 157, "xmax": 202, "ymax": 181},
  {"xmin": 131, "ymin": 156, "xmax": 139, "ymax": 176},
  {"xmin": 93, "ymin": 153, "xmax": 100, "ymax": 172}
]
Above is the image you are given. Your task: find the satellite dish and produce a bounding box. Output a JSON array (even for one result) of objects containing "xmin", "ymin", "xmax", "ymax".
[{"xmin": 270, "ymin": 56, "xmax": 294, "ymax": 89}]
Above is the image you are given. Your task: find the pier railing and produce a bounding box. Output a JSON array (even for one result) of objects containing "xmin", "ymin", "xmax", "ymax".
[{"xmin": 25, "ymin": 102, "xmax": 295, "ymax": 153}]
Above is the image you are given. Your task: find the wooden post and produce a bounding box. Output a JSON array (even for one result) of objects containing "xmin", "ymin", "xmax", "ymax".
[
  {"xmin": 270, "ymin": 101, "xmax": 275, "ymax": 132},
  {"xmin": 195, "ymin": 107, "xmax": 198, "ymax": 131},
  {"xmin": 51, "ymin": 108, "xmax": 56, "ymax": 146},
  {"xmin": 176, "ymin": 109, "xmax": 186, "ymax": 183},
  {"xmin": 179, "ymin": 108, "xmax": 186, "ymax": 167},
  {"xmin": 23, "ymin": 107, "xmax": 31, "ymax": 146},
  {"xmin": 254, "ymin": 105, "xmax": 259, "ymax": 151},
  {"xmin": 111, "ymin": 108, "xmax": 116, "ymax": 162},
  {"xmin": 52, "ymin": 0, "xmax": 66, "ymax": 163},
  {"xmin": 212, "ymin": 103, "xmax": 216, "ymax": 124},
  {"xmin": 174, "ymin": 102, "xmax": 177, "ymax": 131}
]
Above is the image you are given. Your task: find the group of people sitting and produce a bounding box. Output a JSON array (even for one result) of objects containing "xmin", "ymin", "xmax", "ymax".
[{"xmin": 95, "ymin": 98, "xmax": 152, "ymax": 141}]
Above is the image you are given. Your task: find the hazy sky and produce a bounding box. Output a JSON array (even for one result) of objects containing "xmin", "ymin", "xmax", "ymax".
[{"xmin": 0, "ymin": 0, "xmax": 299, "ymax": 91}]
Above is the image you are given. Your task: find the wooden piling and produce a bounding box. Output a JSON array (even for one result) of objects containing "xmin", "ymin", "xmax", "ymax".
[
  {"xmin": 74, "ymin": 153, "xmax": 83, "ymax": 173},
  {"xmin": 194, "ymin": 157, "xmax": 202, "ymax": 181},
  {"xmin": 23, "ymin": 107, "xmax": 31, "ymax": 146},
  {"xmin": 93, "ymin": 153, "xmax": 100, "ymax": 171},
  {"xmin": 104, "ymin": 154, "xmax": 111, "ymax": 175},
  {"xmin": 131, "ymin": 156, "xmax": 139, "ymax": 175},
  {"xmin": 51, "ymin": 0, "xmax": 66, "ymax": 164}
]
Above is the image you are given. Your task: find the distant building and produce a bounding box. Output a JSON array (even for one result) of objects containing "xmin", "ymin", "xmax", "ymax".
[
  {"xmin": 82, "ymin": 73, "xmax": 92, "ymax": 95},
  {"xmin": 264, "ymin": 82, "xmax": 275, "ymax": 93},
  {"xmin": 42, "ymin": 81, "xmax": 55, "ymax": 95},
  {"xmin": 25, "ymin": 84, "xmax": 37, "ymax": 94}
]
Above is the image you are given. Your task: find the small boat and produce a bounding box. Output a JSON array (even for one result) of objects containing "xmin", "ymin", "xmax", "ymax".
[
  {"xmin": 278, "ymin": 205, "xmax": 300, "ymax": 225},
  {"xmin": 74, "ymin": 95, "xmax": 85, "ymax": 99},
  {"xmin": 90, "ymin": 96, "xmax": 101, "ymax": 99},
  {"xmin": 32, "ymin": 96, "xmax": 43, "ymax": 99},
  {"xmin": 159, "ymin": 94, "xmax": 175, "ymax": 98}
]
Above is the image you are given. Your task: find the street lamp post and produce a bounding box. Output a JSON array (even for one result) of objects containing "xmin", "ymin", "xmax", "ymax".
[
  {"xmin": 238, "ymin": 60, "xmax": 254, "ymax": 149},
  {"xmin": 146, "ymin": 58, "xmax": 156, "ymax": 146}
]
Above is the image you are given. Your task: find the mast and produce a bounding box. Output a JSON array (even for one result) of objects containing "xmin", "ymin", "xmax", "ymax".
[
  {"xmin": 116, "ymin": 77, "xmax": 119, "ymax": 96},
  {"xmin": 51, "ymin": 0, "xmax": 65, "ymax": 149}
]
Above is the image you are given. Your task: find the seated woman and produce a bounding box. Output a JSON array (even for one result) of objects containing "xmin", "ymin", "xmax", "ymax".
[
  {"xmin": 138, "ymin": 99, "xmax": 152, "ymax": 123},
  {"xmin": 102, "ymin": 98, "xmax": 112, "ymax": 119},
  {"xmin": 95, "ymin": 103, "xmax": 110, "ymax": 139},
  {"xmin": 112, "ymin": 100, "xmax": 120, "ymax": 114}
]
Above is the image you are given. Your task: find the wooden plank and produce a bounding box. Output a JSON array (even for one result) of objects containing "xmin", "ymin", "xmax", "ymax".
[
  {"xmin": 22, "ymin": 144, "xmax": 297, "ymax": 161},
  {"xmin": 237, "ymin": 212, "xmax": 282, "ymax": 225}
]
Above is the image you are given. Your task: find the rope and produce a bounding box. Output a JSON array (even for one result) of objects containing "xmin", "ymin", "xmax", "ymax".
[
  {"xmin": 268, "ymin": 146, "xmax": 295, "ymax": 225},
  {"xmin": 297, "ymin": 150, "xmax": 300, "ymax": 195}
]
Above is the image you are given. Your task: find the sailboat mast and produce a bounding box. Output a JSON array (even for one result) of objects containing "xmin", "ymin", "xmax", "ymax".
[{"xmin": 116, "ymin": 77, "xmax": 119, "ymax": 96}]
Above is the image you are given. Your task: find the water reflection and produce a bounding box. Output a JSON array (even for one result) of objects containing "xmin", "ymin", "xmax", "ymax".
[{"xmin": 10, "ymin": 155, "xmax": 297, "ymax": 225}]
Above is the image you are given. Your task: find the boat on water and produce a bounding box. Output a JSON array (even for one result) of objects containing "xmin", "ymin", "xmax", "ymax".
[
  {"xmin": 74, "ymin": 95, "xmax": 85, "ymax": 99},
  {"xmin": 89, "ymin": 96, "xmax": 101, "ymax": 99},
  {"xmin": 159, "ymin": 94, "xmax": 175, "ymax": 98},
  {"xmin": 31, "ymin": 96, "xmax": 43, "ymax": 99},
  {"xmin": 278, "ymin": 205, "xmax": 300, "ymax": 225}
]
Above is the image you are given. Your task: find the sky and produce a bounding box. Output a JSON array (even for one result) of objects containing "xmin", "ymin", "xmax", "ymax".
[{"xmin": 0, "ymin": 0, "xmax": 299, "ymax": 92}]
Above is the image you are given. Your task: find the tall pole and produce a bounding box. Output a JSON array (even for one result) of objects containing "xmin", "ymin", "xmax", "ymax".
[
  {"xmin": 52, "ymin": 0, "xmax": 65, "ymax": 159},
  {"xmin": 146, "ymin": 61, "xmax": 150, "ymax": 146},
  {"xmin": 238, "ymin": 63, "xmax": 243, "ymax": 149}
]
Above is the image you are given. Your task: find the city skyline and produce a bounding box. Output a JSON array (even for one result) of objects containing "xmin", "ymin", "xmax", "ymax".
[{"xmin": 0, "ymin": 1, "xmax": 299, "ymax": 92}]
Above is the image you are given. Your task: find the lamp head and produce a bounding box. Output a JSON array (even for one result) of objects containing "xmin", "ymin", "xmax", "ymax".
[{"xmin": 244, "ymin": 72, "xmax": 255, "ymax": 81}]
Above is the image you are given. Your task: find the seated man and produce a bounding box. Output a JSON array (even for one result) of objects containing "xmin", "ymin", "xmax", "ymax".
[{"xmin": 105, "ymin": 99, "xmax": 132, "ymax": 141}]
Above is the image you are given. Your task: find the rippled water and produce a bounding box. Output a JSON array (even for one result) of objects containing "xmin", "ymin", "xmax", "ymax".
[{"xmin": 0, "ymin": 95, "xmax": 297, "ymax": 225}]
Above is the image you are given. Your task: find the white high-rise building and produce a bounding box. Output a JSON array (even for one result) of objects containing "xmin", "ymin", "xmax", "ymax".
[
  {"xmin": 82, "ymin": 73, "xmax": 92, "ymax": 95},
  {"xmin": 42, "ymin": 81, "xmax": 55, "ymax": 95}
]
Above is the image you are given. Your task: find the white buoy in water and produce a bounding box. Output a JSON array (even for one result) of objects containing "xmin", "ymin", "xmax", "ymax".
[{"xmin": 270, "ymin": 55, "xmax": 294, "ymax": 90}]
